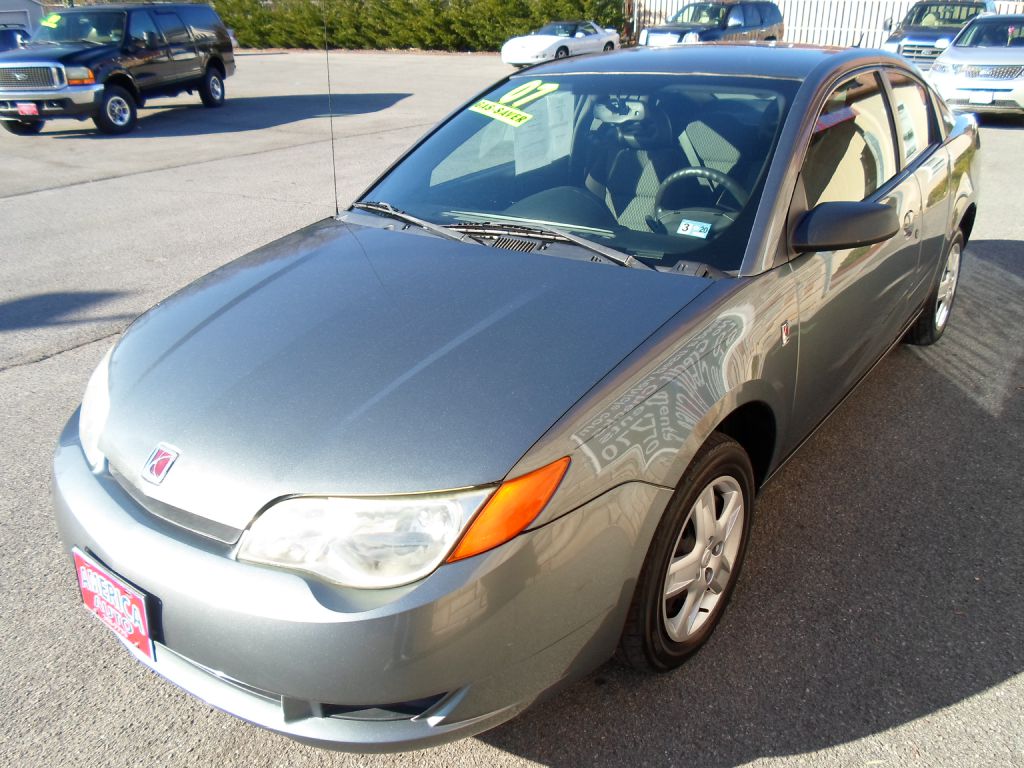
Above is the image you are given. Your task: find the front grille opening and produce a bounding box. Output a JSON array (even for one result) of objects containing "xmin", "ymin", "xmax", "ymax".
[{"xmin": 319, "ymin": 693, "xmax": 447, "ymax": 721}]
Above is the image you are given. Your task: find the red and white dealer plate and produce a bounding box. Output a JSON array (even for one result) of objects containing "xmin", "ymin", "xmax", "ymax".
[{"xmin": 72, "ymin": 548, "xmax": 155, "ymax": 661}]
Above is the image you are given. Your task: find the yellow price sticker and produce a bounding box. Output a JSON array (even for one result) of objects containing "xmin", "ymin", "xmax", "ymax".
[
  {"xmin": 40, "ymin": 13, "xmax": 61, "ymax": 28},
  {"xmin": 468, "ymin": 99, "xmax": 533, "ymax": 127}
]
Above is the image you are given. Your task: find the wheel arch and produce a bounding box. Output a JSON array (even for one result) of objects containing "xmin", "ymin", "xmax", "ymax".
[
  {"xmin": 958, "ymin": 202, "xmax": 977, "ymax": 244},
  {"xmin": 104, "ymin": 72, "xmax": 140, "ymax": 103},
  {"xmin": 206, "ymin": 56, "xmax": 226, "ymax": 78},
  {"xmin": 712, "ymin": 400, "xmax": 777, "ymax": 491}
]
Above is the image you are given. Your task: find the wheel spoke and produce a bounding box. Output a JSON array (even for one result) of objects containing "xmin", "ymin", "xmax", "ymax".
[
  {"xmin": 668, "ymin": 585, "xmax": 705, "ymax": 639},
  {"xmin": 664, "ymin": 549, "xmax": 701, "ymax": 598},
  {"xmin": 692, "ymin": 484, "xmax": 716, "ymax": 544},
  {"xmin": 716, "ymin": 488, "xmax": 743, "ymax": 544}
]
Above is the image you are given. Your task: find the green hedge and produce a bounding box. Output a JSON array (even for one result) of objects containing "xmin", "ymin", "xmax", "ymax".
[{"xmin": 212, "ymin": 0, "xmax": 623, "ymax": 51}]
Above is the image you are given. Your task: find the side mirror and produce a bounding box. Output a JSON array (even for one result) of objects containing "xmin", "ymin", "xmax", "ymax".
[
  {"xmin": 792, "ymin": 201, "xmax": 899, "ymax": 253},
  {"xmin": 575, "ymin": 31, "xmax": 585, "ymax": 38},
  {"xmin": 883, "ymin": 18, "xmax": 892, "ymax": 32}
]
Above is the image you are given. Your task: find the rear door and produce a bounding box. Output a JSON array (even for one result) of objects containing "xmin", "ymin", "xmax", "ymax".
[
  {"xmin": 786, "ymin": 70, "xmax": 924, "ymax": 444},
  {"xmin": 153, "ymin": 10, "xmax": 200, "ymax": 82}
]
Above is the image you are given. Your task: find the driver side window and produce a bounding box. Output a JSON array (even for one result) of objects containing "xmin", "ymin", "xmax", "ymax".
[
  {"xmin": 128, "ymin": 11, "xmax": 161, "ymax": 48},
  {"xmin": 800, "ymin": 72, "xmax": 898, "ymax": 208}
]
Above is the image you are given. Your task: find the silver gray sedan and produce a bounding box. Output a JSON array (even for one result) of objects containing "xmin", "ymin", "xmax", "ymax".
[{"xmin": 53, "ymin": 44, "xmax": 980, "ymax": 752}]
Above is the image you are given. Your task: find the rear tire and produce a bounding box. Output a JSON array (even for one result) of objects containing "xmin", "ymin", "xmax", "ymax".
[
  {"xmin": 199, "ymin": 66, "xmax": 225, "ymax": 108},
  {"xmin": 93, "ymin": 85, "xmax": 137, "ymax": 134},
  {"xmin": 905, "ymin": 230, "xmax": 964, "ymax": 346},
  {"xmin": 2, "ymin": 119, "xmax": 45, "ymax": 135},
  {"xmin": 618, "ymin": 432, "xmax": 754, "ymax": 672}
]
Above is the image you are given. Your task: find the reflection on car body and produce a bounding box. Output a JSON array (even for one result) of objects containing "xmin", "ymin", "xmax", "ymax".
[{"xmin": 53, "ymin": 44, "xmax": 980, "ymax": 753}]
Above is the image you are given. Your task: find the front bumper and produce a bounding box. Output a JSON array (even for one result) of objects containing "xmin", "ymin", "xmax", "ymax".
[
  {"xmin": 53, "ymin": 415, "xmax": 669, "ymax": 751},
  {"xmin": 500, "ymin": 50, "xmax": 552, "ymax": 66},
  {"xmin": 0, "ymin": 83, "xmax": 101, "ymax": 121},
  {"xmin": 930, "ymin": 74, "xmax": 1024, "ymax": 114}
]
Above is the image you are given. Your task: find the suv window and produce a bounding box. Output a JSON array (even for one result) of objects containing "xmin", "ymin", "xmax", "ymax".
[
  {"xmin": 127, "ymin": 11, "xmax": 162, "ymax": 48},
  {"xmin": 745, "ymin": 4, "xmax": 763, "ymax": 26},
  {"xmin": 727, "ymin": 5, "xmax": 746, "ymax": 27},
  {"xmin": 180, "ymin": 5, "xmax": 222, "ymax": 41},
  {"xmin": 154, "ymin": 11, "xmax": 190, "ymax": 44},
  {"xmin": 801, "ymin": 72, "xmax": 898, "ymax": 207},
  {"xmin": 886, "ymin": 71, "xmax": 936, "ymax": 164}
]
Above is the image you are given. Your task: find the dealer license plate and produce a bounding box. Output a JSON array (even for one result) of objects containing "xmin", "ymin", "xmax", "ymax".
[
  {"xmin": 16, "ymin": 102, "xmax": 38, "ymax": 116},
  {"xmin": 72, "ymin": 548, "xmax": 155, "ymax": 661},
  {"xmin": 969, "ymin": 91, "xmax": 994, "ymax": 105}
]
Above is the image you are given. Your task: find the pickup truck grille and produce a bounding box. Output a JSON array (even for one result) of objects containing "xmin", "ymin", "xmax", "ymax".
[
  {"xmin": 961, "ymin": 64, "xmax": 1024, "ymax": 80},
  {"xmin": 0, "ymin": 66, "xmax": 59, "ymax": 89},
  {"xmin": 900, "ymin": 43, "xmax": 942, "ymax": 67}
]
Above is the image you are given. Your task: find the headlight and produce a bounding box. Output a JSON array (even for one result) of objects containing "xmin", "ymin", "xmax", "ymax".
[
  {"xmin": 638, "ymin": 29, "xmax": 649, "ymax": 46},
  {"xmin": 936, "ymin": 38, "xmax": 951, "ymax": 49},
  {"xmin": 79, "ymin": 346, "xmax": 113, "ymax": 471},
  {"xmin": 65, "ymin": 66, "xmax": 95, "ymax": 86},
  {"xmin": 882, "ymin": 41, "xmax": 900, "ymax": 53},
  {"xmin": 238, "ymin": 456, "xmax": 570, "ymax": 589},
  {"xmin": 931, "ymin": 62, "xmax": 949, "ymax": 74},
  {"xmin": 681, "ymin": 32, "xmax": 700, "ymax": 44}
]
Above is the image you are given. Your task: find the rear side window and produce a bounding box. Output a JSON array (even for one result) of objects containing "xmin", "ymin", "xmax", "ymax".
[
  {"xmin": 727, "ymin": 5, "xmax": 746, "ymax": 27},
  {"xmin": 886, "ymin": 71, "xmax": 937, "ymax": 164},
  {"xmin": 801, "ymin": 72, "xmax": 898, "ymax": 207},
  {"xmin": 154, "ymin": 12, "xmax": 190, "ymax": 44},
  {"xmin": 764, "ymin": 4, "xmax": 782, "ymax": 24},
  {"xmin": 180, "ymin": 5, "xmax": 223, "ymax": 41},
  {"xmin": 745, "ymin": 4, "xmax": 764, "ymax": 26}
]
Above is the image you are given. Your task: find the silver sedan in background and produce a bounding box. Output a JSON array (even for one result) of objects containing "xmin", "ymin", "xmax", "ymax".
[
  {"xmin": 54, "ymin": 44, "xmax": 979, "ymax": 752},
  {"xmin": 928, "ymin": 13, "xmax": 1024, "ymax": 114}
]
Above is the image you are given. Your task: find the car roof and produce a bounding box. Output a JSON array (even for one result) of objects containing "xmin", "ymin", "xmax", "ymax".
[{"xmin": 526, "ymin": 42, "xmax": 907, "ymax": 81}]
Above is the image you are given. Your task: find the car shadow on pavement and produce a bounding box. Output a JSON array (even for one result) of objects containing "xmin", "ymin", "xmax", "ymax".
[
  {"xmin": 479, "ymin": 239, "xmax": 1024, "ymax": 766},
  {"xmin": 0, "ymin": 292, "xmax": 132, "ymax": 331},
  {"xmin": 46, "ymin": 93, "xmax": 411, "ymax": 139}
]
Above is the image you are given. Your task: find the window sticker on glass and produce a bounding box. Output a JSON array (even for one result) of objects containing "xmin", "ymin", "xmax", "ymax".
[
  {"xmin": 40, "ymin": 13, "xmax": 61, "ymax": 28},
  {"xmin": 514, "ymin": 90, "xmax": 574, "ymax": 174},
  {"xmin": 468, "ymin": 80, "xmax": 562, "ymax": 128},
  {"xmin": 677, "ymin": 219, "xmax": 712, "ymax": 239},
  {"xmin": 896, "ymin": 102, "xmax": 918, "ymax": 160}
]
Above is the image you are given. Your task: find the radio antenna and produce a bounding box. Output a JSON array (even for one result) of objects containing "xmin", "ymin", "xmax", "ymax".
[{"xmin": 322, "ymin": 2, "xmax": 340, "ymax": 218}]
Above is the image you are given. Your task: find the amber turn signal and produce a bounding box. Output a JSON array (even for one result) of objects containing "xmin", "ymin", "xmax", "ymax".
[{"xmin": 447, "ymin": 456, "xmax": 570, "ymax": 562}]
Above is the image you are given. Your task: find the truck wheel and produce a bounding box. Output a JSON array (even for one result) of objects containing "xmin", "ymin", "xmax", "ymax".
[
  {"xmin": 2, "ymin": 119, "xmax": 45, "ymax": 135},
  {"xmin": 94, "ymin": 86, "xmax": 137, "ymax": 134},
  {"xmin": 199, "ymin": 67, "xmax": 225, "ymax": 108}
]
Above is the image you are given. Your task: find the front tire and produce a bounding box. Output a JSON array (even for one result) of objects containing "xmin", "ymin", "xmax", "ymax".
[
  {"xmin": 2, "ymin": 119, "xmax": 45, "ymax": 135},
  {"xmin": 93, "ymin": 85, "xmax": 137, "ymax": 134},
  {"xmin": 199, "ymin": 67, "xmax": 225, "ymax": 108},
  {"xmin": 905, "ymin": 230, "xmax": 964, "ymax": 346},
  {"xmin": 619, "ymin": 432, "xmax": 754, "ymax": 671},
  {"xmin": 603, "ymin": 42, "xmax": 615, "ymax": 51},
  {"xmin": 555, "ymin": 46, "xmax": 569, "ymax": 59}
]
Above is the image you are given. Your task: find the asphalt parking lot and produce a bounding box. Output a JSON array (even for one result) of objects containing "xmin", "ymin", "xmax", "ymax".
[{"xmin": 1, "ymin": 50, "xmax": 1022, "ymax": 768}]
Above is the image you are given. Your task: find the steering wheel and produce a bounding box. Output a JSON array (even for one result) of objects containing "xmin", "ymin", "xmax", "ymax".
[{"xmin": 654, "ymin": 167, "xmax": 749, "ymax": 220}]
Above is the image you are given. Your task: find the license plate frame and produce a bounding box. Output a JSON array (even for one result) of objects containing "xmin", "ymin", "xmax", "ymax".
[{"xmin": 72, "ymin": 547, "xmax": 155, "ymax": 661}]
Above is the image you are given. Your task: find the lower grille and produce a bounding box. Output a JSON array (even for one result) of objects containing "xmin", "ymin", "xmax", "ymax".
[{"xmin": 0, "ymin": 66, "xmax": 59, "ymax": 89}]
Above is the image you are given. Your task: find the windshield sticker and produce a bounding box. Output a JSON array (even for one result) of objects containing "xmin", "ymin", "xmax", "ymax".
[
  {"xmin": 40, "ymin": 14, "xmax": 61, "ymax": 28},
  {"xmin": 676, "ymin": 219, "xmax": 712, "ymax": 239},
  {"xmin": 468, "ymin": 99, "xmax": 533, "ymax": 127},
  {"xmin": 499, "ymin": 80, "xmax": 560, "ymax": 109}
]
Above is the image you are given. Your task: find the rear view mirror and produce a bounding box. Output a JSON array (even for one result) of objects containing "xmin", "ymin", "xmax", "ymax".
[{"xmin": 792, "ymin": 201, "xmax": 899, "ymax": 253}]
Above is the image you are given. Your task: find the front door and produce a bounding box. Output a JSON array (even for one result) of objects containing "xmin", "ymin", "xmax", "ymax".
[{"xmin": 786, "ymin": 70, "xmax": 923, "ymax": 446}]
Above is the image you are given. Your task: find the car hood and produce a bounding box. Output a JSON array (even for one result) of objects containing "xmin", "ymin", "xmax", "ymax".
[
  {"xmin": 100, "ymin": 219, "xmax": 710, "ymax": 531},
  {"xmin": 503, "ymin": 35, "xmax": 564, "ymax": 50},
  {"xmin": 888, "ymin": 26, "xmax": 961, "ymax": 44},
  {"xmin": 938, "ymin": 45, "xmax": 1024, "ymax": 65},
  {"xmin": 0, "ymin": 41, "xmax": 119, "ymax": 66}
]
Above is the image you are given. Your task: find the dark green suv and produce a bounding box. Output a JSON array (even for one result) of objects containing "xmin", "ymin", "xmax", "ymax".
[{"xmin": 0, "ymin": 3, "xmax": 234, "ymax": 135}]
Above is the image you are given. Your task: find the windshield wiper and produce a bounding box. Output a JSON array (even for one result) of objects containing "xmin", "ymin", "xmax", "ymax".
[
  {"xmin": 352, "ymin": 201, "xmax": 482, "ymax": 245},
  {"xmin": 448, "ymin": 221, "xmax": 653, "ymax": 270}
]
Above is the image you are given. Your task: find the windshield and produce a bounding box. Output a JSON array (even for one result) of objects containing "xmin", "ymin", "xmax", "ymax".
[
  {"xmin": 902, "ymin": 3, "xmax": 985, "ymax": 29},
  {"xmin": 34, "ymin": 11, "xmax": 125, "ymax": 45},
  {"xmin": 670, "ymin": 3, "xmax": 728, "ymax": 25},
  {"xmin": 956, "ymin": 17, "xmax": 1024, "ymax": 46},
  {"xmin": 534, "ymin": 23, "xmax": 579, "ymax": 37},
  {"xmin": 362, "ymin": 73, "xmax": 797, "ymax": 272}
]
